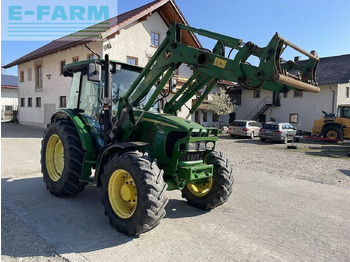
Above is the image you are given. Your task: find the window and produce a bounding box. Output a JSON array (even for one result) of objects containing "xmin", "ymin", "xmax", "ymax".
[
  {"xmin": 151, "ymin": 32, "xmax": 160, "ymax": 47},
  {"xmin": 290, "ymin": 113, "xmax": 298, "ymax": 123},
  {"xmin": 28, "ymin": 68, "xmax": 32, "ymax": 81},
  {"xmin": 213, "ymin": 113, "xmax": 219, "ymax": 122},
  {"xmin": 20, "ymin": 98, "xmax": 25, "ymax": 107},
  {"xmin": 253, "ymin": 89, "xmax": 260, "ymax": 98},
  {"xmin": 229, "ymin": 91, "xmax": 242, "ymax": 105},
  {"xmin": 5, "ymin": 105, "xmax": 13, "ymax": 111},
  {"xmin": 28, "ymin": 97, "xmax": 32, "ymax": 107},
  {"xmin": 283, "ymin": 92, "xmax": 288, "ymax": 98},
  {"xmin": 60, "ymin": 96, "xmax": 67, "ymax": 108},
  {"xmin": 346, "ymin": 87, "xmax": 349, "ymax": 98},
  {"xmin": 36, "ymin": 97, "xmax": 41, "ymax": 107},
  {"xmin": 20, "ymin": 71, "xmax": 24, "ymax": 82},
  {"xmin": 127, "ymin": 56, "xmax": 138, "ymax": 65},
  {"xmin": 35, "ymin": 64, "xmax": 42, "ymax": 89},
  {"xmin": 60, "ymin": 60, "xmax": 66, "ymax": 75},
  {"xmin": 87, "ymin": 53, "xmax": 95, "ymax": 60},
  {"xmin": 203, "ymin": 111, "xmax": 207, "ymax": 122},
  {"xmin": 294, "ymin": 90, "xmax": 303, "ymax": 97},
  {"xmin": 72, "ymin": 56, "xmax": 79, "ymax": 63}
]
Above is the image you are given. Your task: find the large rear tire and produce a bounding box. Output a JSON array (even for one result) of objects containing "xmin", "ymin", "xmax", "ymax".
[
  {"xmin": 181, "ymin": 151, "xmax": 234, "ymax": 210},
  {"xmin": 322, "ymin": 126, "xmax": 343, "ymax": 140},
  {"xmin": 41, "ymin": 120, "xmax": 87, "ymax": 196},
  {"xmin": 101, "ymin": 150, "xmax": 168, "ymax": 235}
]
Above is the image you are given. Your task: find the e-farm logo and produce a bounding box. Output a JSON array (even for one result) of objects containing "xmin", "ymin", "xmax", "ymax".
[{"xmin": 2, "ymin": 0, "xmax": 118, "ymax": 41}]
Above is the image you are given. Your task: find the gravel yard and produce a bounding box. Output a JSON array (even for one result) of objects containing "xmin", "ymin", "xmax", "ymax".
[
  {"xmin": 218, "ymin": 135, "xmax": 350, "ymax": 188},
  {"xmin": 2, "ymin": 123, "xmax": 350, "ymax": 261}
]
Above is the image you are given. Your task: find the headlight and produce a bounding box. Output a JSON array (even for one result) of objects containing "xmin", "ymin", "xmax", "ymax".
[
  {"xmin": 198, "ymin": 142, "xmax": 206, "ymax": 151},
  {"xmin": 188, "ymin": 142, "xmax": 198, "ymax": 152}
]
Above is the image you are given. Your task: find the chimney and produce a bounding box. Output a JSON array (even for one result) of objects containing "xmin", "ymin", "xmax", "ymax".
[
  {"xmin": 294, "ymin": 56, "xmax": 301, "ymax": 62},
  {"xmin": 310, "ymin": 50, "xmax": 318, "ymax": 58}
]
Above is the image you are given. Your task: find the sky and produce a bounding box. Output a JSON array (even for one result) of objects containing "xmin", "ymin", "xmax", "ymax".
[{"xmin": 2, "ymin": 0, "xmax": 350, "ymax": 76}]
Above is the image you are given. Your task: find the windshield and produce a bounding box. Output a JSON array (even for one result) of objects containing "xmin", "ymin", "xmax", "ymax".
[
  {"xmin": 338, "ymin": 106, "xmax": 350, "ymax": 118},
  {"xmin": 262, "ymin": 124, "xmax": 279, "ymax": 130},
  {"xmin": 111, "ymin": 69, "xmax": 159, "ymax": 114}
]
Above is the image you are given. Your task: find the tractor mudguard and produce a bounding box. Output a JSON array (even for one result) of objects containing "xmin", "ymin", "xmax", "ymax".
[
  {"xmin": 94, "ymin": 142, "xmax": 149, "ymax": 187},
  {"xmin": 51, "ymin": 109, "xmax": 96, "ymax": 182}
]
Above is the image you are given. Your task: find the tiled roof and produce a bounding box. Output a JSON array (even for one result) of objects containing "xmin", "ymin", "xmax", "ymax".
[
  {"xmin": 1, "ymin": 74, "xmax": 18, "ymax": 87},
  {"xmin": 316, "ymin": 54, "xmax": 350, "ymax": 85},
  {"xmin": 4, "ymin": 0, "xmax": 199, "ymax": 69}
]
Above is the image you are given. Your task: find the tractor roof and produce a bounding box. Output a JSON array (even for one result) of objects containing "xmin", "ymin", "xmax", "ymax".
[{"xmin": 63, "ymin": 59, "xmax": 143, "ymax": 77}]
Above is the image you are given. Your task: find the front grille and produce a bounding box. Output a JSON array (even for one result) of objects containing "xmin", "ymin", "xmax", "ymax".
[{"xmin": 180, "ymin": 151, "xmax": 205, "ymax": 162}]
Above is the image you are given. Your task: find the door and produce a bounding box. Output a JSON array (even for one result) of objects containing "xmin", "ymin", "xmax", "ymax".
[{"xmin": 273, "ymin": 92, "xmax": 281, "ymax": 106}]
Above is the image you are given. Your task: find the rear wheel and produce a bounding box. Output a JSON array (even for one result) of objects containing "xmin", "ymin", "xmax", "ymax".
[
  {"xmin": 101, "ymin": 150, "xmax": 168, "ymax": 235},
  {"xmin": 181, "ymin": 151, "xmax": 233, "ymax": 210},
  {"xmin": 283, "ymin": 135, "xmax": 288, "ymax": 144},
  {"xmin": 322, "ymin": 126, "xmax": 343, "ymax": 140},
  {"xmin": 41, "ymin": 120, "xmax": 87, "ymax": 196},
  {"xmin": 250, "ymin": 132, "xmax": 255, "ymax": 139}
]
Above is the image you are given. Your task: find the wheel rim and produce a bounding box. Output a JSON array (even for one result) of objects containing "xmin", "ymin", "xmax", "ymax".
[
  {"xmin": 326, "ymin": 130, "xmax": 338, "ymax": 139},
  {"xmin": 108, "ymin": 169, "xmax": 137, "ymax": 219},
  {"xmin": 45, "ymin": 134, "xmax": 64, "ymax": 181},
  {"xmin": 186, "ymin": 178, "xmax": 213, "ymax": 197}
]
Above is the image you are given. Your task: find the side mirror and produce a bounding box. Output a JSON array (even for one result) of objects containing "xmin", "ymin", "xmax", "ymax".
[{"xmin": 88, "ymin": 63, "xmax": 101, "ymax": 82}]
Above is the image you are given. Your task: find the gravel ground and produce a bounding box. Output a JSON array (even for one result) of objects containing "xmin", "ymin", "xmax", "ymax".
[
  {"xmin": 1, "ymin": 206, "xmax": 66, "ymax": 262},
  {"xmin": 218, "ymin": 135, "xmax": 350, "ymax": 188}
]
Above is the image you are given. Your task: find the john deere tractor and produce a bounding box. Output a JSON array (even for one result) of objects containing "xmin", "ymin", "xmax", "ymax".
[
  {"xmin": 41, "ymin": 22, "xmax": 319, "ymax": 235},
  {"xmin": 312, "ymin": 104, "xmax": 350, "ymax": 139}
]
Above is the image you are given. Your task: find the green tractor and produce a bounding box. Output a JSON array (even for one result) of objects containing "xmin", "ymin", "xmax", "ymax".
[{"xmin": 41, "ymin": 23, "xmax": 319, "ymax": 235}]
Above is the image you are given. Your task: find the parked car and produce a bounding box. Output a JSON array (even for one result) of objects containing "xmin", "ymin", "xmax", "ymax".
[
  {"xmin": 228, "ymin": 120, "xmax": 262, "ymax": 139},
  {"xmin": 259, "ymin": 122, "xmax": 297, "ymax": 143}
]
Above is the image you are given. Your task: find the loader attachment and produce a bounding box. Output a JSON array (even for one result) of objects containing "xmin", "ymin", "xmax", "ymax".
[{"xmin": 119, "ymin": 22, "xmax": 319, "ymax": 124}]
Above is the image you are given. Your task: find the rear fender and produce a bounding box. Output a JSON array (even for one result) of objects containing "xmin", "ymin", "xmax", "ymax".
[{"xmin": 51, "ymin": 109, "xmax": 96, "ymax": 182}]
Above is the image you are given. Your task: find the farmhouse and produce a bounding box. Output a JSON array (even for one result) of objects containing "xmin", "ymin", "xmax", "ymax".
[{"xmin": 4, "ymin": 0, "xmax": 203, "ymax": 126}]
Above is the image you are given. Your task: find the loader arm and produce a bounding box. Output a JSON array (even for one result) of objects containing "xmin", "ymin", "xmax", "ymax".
[{"xmin": 117, "ymin": 22, "xmax": 319, "ymax": 139}]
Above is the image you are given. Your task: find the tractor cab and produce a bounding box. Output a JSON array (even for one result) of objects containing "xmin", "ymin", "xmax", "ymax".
[{"xmin": 337, "ymin": 104, "xmax": 350, "ymax": 119}]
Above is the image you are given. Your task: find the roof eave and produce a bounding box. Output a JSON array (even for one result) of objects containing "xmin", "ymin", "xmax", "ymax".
[{"xmin": 101, "ymin": 0, "xmax": 170, "ymax": 39}]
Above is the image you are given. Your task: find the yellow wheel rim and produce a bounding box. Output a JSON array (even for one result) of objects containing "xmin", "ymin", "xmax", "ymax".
[
  {"xmin": 326, "ymin": 130, "xmax": 337, "ymax": 139},
  {"xmin": 186, "ymin": 178, "xmax": 213, "ymax": 197},
  {"xmin": 45, "ymin": 134, "xmax": 65, "ymax": 181},
  {"xmin": 108, "ymin": 169, "xmax": 137, "ymax": 219}
]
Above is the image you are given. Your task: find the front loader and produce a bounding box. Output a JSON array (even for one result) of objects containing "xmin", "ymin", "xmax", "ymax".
[{"xmin": 41, "ymin": 22, "xmax": 319, "ymax": 235}]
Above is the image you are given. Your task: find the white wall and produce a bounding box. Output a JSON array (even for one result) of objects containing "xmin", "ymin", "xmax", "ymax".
[
  {"xmin": 18, "ymin": 41, "xmax": 103, "ymax": 125},
  {"xmin": 235, "ymin": 85, "xmax": 337, "ymax": 132},
  {"xmin": 337, "ymin": 83, "xmax": 350, "ymax": 106}
]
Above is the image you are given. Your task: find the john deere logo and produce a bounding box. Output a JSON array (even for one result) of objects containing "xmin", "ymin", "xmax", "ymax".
[{"xmin": 164, "ymin": 50, "xmax": 172, "ymax": 60}]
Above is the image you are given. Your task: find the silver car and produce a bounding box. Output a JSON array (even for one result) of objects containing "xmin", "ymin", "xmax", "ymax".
[
  {"xmin": 259, "ymin": 122, "xmax": 297, "ymax": 143},
  {"xmin": 228, "ymin": 120, "xmax": 262, "ymax": 139}
]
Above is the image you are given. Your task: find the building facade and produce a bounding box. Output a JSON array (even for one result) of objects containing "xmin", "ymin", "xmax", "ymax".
[
  {"xmin": 228, "ymin": 54, "xmax": 350, "ymax": 132},
  {"xmin": 1, "ymin": 74, "xmax": 18, "ymax": 121},
  {"xmin": 4, "ymin": 0, "xmax": 200, "ymax": 126}
]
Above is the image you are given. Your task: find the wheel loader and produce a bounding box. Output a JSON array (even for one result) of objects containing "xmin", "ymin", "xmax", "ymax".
[
  {"xmin": 41, "ymin": 22, "xmax": 319, "ymax": 235},
  {"xmin": 312, "ymin": 104, "xmax": 350, "ymax": 139}
]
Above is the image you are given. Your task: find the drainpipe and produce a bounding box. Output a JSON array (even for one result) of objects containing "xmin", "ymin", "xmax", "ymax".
[{"xmin": 329, "ymin": 85, "xmax": 335, "ymax": 114}]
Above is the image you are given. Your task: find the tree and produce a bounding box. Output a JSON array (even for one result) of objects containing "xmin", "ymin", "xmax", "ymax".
[{"xmin": 206, "ymin": 88, "xmax": 234, "ymax": 126}]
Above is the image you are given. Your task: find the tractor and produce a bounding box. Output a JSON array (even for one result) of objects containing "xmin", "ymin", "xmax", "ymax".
[
  {"xmin": 41, "ymin": 23, "xmax": 319, "ymax": 235},
  {"xmin": 312, "ymin": 104, "xmax": 350, "ymax": 139}
]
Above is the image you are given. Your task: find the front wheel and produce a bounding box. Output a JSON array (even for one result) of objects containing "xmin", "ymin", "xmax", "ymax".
[
  {"xmin": 322, "ymin": 126, "xmax": 343, "ymax": 140},
  {"xmin": 181, "ymin": 151, "xmax": 234, "ymax": 210},
  {"xmin": 101, "ymin": 150, "xmax": 168, "ymax": 235}
]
